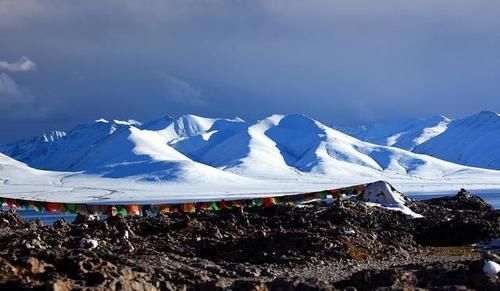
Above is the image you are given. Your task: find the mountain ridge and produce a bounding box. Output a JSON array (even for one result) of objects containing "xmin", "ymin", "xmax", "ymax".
[
  {"xmin": 1, "ymin": 112, "xmax": 499, "ymax": 181},
  {"xmin": 343, "ymin": 111, "xmax": 500, "ymax": 170}
]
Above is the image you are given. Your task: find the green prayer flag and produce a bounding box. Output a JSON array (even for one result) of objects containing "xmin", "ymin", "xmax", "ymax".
[
  {"xmin": 64, "ymin": 204, "xmax": 77, "ymax": 213},
  {"xmin": 210, "ymin": 202, "xmax": 220, "ymax": 211},
  {"xmin": 117, "ymin": 206, "xmax": 128, "ymax": 217},
  {"xmin": 252, "ymin": 198, "xmax": 263, "ymax": 207}
]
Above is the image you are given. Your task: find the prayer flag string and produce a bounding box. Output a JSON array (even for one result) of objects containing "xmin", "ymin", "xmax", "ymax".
[{"xmin": 0, "ymin": 183, "xmax": 369, "ymax": 217}]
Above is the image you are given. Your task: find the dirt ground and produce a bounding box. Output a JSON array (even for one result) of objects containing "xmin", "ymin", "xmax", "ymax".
[{"xmin": 0, "ymin": 191, "xmax": 499, "ymax": 290}]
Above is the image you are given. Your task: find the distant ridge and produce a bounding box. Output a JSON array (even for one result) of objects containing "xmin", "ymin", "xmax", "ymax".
[
  {"xmin": 341, "ymin": 115, "xmax": 451, "ymax": 151},
  {"xmin": 1, "ymin": 112, "xmax": 499, "ymax": 182},
  {"xmin": 413, "ymin": 111, "xmax": 500, "ymax": 169},
  {"xmin": 342, "ymin": 111, "xmax": 500, "ymax": 170}
]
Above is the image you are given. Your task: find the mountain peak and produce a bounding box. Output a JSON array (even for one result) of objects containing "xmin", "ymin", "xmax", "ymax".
[
  {"xmin": 176, "ymin": 114, "xmax": 216, "ymax": 128},
  {"xmin": 42, "ymin": 130, "xmax": 66, "ymax": 143},
  {"xmin": 94, "ymin": 118, "xmax": 141, "ymax": 126},
  {"xmin": 458, "ymin": 110, "xmax": 500, "ymax": 126},
  {"xmin": 139, "ymin": 116, "xmax": 175, "ymax": 131},
  {"xmin": 261, "ymin": 114, "xmax": 285, "ymax": 124},
  {"xmin": 476, "ymin": 110, "xmax": 499, "ymax": 118},
  {"xmin": 95, "ymin": 118, "xmax": 109, "ymax": 123},
  {"xmin": 179, "ymin": 113, "xmax": 205, "ymax": 120},
  {"xmin": 113, "ymin": 119, "xmax": 142, "ymax": 126},
  {"xmin": 2, "ymin": 112, "xmax": 500, "ymax": 179},
  {"xmin": 429, "ymin": 115, "xmax": 451, "ymax": 123},
  {"xmin": 177, "ymin": 114, "xmax": 245, "ymax": 124}
]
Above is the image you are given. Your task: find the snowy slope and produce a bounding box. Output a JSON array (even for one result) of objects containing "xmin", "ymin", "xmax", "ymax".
[
  {"xmin": 343, "ymin": 115, "xmax": 451, "ymax": 151},
  {"xmin": 68, "ymin": 125, "xmax": 251, "ymax": 185},
  {"xmin": 414, "ymin": 111, "xmax": 500, "ymax": 169},
  {"xmin": 266, "ymin": 115, "xmax": 383, "ymax": 179},
  {"xmin": 0, "ymin": 130, "xmax": 66, "ymax": 166},
  {"xmin": 172, "ymin": 114, "xmax": 301, "ymax": 178},
  {"xmin": 2, "ymin": 113, "xmax": 496, "ymax": 182},
  {"xmin": 0, "ymin": 127, "xmax": 270, "ymax": 203},
  {"xmin": 343, "ymin": 111, "xmax": 500, "ymax": 170},
  {"xmin": 169, "ymin": 114, "xmax": 500, "ymax": 183},
  {"xmin": 0, "ymin": 153, "xmax": 63, "ymax": 185},
  {"xmin": 264, "ymin": 114, "xmax": 490, "ymax": 180},
  {"xmin": 140, "ymin": 114, "xmax": 245, "ymax": 143},
  {"xmin": 0, "ymin": 119, "xmax": 131, "ymax": 171},
  {"xmin": 1, "ymin": 113, "xmax": 500, "ymax": 204}
]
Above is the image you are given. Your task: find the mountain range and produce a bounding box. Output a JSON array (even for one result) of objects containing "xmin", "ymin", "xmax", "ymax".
[
  {"xmin": 1, "ymin": 111, "xmax": 500, "ymax": 203},
  {"xmin": 1, "ymin": 111, "xmax": 499, "ymax": 180},
  {"xmin": 342, "ymin": 110, "xmax": 500, "ymax": 170}
]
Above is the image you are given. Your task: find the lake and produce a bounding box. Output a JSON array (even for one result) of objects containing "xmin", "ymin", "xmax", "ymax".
[{"xmin": 2, "ymin": 193, "xmax": 499, "ymax": 225}]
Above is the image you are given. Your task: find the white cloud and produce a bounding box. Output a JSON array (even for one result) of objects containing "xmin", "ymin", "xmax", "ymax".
[
  {"xmin": 163, "ymin": 74, "xmax": 206, "ymax": 106},
  {"xmin": 0, "ymin": 56, "xmax": 36, "ymax": 72}
]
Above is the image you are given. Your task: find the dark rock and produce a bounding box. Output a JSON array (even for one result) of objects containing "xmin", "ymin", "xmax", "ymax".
[{"xmin": 0, "ymin": 190, "xmax": 498, "ymax": 289}]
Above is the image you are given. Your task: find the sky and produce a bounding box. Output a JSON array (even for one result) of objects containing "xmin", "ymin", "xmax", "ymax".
[{"xmin": 0, "ymin": 0, "xmax": 500, "ymax": 143}]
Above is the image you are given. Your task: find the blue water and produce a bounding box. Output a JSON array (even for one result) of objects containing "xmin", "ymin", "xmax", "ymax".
[
  {"xmin": 1, "ymin": 207, "xmax": 77, "ymax": 225},
  {"xmin": 2, "ymin": 193, "xmax": 499, "ymax": 225}
]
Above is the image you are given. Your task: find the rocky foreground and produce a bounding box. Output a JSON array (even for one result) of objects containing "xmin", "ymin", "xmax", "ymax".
[{"xmin": 0, "ymin": 191, "xmax": 499, "ymax": 290}]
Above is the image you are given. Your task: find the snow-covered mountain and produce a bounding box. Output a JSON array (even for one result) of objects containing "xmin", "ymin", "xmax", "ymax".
[
  {"xmin": 343, "ymin": 111, "xmax": 500, "ymax": 170},
  {"xmin": 171, "ymin": 114, "xmax": 301, "ymax": 178},
  {"xmin": 1, "ymin": 113, "xmax": 500, "ymax": 203},
  {"xmin": 68, "ymin": 124, "xmax": 250, "ymax": 185},
  {"xmin": 0, "ymin": 119, "xmax": 130, "ymax": 171},
  {"xmin": 0, "ymin": 130, "xmax": 66, "ymax": 167},
  {"xmin": 140, "ymin": 114, "xmax": 245, "ymax": 143},
  {"xmin": 2, "ymin": 113, "xmax": 499, "ymax": 179},
  {"xmin": 413, "ymin": 111, "xmax": 500, "ymax": 169},
  {"xmin": 0, "ymin": 116, "xmax": 251, "ymax": 184},
  {"xmin": 0, "ymin": 152, "xmax": 62, "ymax": 185},
  {"xmin": 168, "ymin": 114, "xmax": 495, "ymax": 181}
]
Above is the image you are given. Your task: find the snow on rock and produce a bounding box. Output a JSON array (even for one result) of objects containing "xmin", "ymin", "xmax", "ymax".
[
  {"xmin": 483, "ymin": 260, "xmax": 500, "ymax": 278},
  {"xmin": 41, "ymin": 130, "xmax": 66, "ymax": 142},
  {"xmin": 113, "ymin": 119, "xmax": 142, "ymax": 126},
  {"xmin": 356, "ymin": 180, "xmax": 423, "ymax": 218},
  {"xmin": 80, "ymin": 238, "xmax": 99, "ymax": 250}
]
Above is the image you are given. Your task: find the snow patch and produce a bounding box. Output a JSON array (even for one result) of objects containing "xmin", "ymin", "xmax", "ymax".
[
  {"xmin": 483, "ymin": 260, "xmax": 500, "ymax": 278},
  {"xmin": 358, "ymin": 181, "xmax": 423, "ymax": 218}
]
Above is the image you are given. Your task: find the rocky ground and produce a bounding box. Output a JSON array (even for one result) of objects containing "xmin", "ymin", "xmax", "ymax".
[{"xmin": 0, "ymin": 191, "xmax": 499, "ymax": 290}]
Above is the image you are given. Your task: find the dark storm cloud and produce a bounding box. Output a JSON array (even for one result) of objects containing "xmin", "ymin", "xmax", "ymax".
[
  {"xmin": 0, "ymin": 73, "xmax": 36, "ymax": 117},
  {"xmin": 0, "ymin": 56, "xmax": 52, "ymax": 121},
  {"xmin": 0, "ymin": 0, "xmax": 499, "ymax": 142}
]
